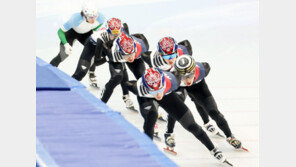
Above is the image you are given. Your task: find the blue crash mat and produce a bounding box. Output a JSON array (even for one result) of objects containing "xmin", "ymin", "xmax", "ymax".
[
  {"xmin": 36, "ymin": 57, "xmax": 85, "ymax": 90},
  {"xmin": 36, "ymin": 90, "xmax": 177, "ymax": 167}
]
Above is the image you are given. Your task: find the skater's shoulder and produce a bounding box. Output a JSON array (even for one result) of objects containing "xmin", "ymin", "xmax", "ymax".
[
  {"xmin": 96, "ymin": 12, "xmax": 106, "ymax": 22},
  {"xmin": 68, "ymin": 12, "xmax": 84, "ymax": 23}
]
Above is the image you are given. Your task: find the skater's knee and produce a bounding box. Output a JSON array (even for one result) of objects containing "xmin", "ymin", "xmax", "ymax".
[
  {"xmin": 111, "ymin": 72, "xmax": 124, "ymax": 84},
  {"xmin": 140, "ymin": 102, "xmax": 158, "ymax": 120},
  {"xmin": 59, "ymin": 45, "xmax": 69, "ymax": 61},
  {"xmin": 204, "ymin": 96, "xmax": 218, "ymax": 111},
  {"xmin": 178, "ymin": 110, "xmax": 197, "ymax": 130}
]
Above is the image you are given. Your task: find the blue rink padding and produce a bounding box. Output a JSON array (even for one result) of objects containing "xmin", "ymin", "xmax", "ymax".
[
  {"xmin": 36, "ymin": 57, "xmax": 85, "ymax": 90},
  {"xmin": 36, "ymin": 57, "xmax": 177, "ymax": 167}
]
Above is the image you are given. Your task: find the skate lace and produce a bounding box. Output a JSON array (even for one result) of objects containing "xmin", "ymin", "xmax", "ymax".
[
  {"xmin": 228, "ymin": 137, "xmax": 241, "ymax": 148},
  {"xmin": 212, "ymin": 149, "xmax": 225, "ymax": 162},
  {"xmin": 207, "ymin": 125, "xmax": 215, "ymax": 132},
  {"xmin": 124, "ymin": 98, "xmax": 133, "ymax": 107},
  {"xmin": 165, "ymin": 135, "xmax": 175, "ymax": 147}
]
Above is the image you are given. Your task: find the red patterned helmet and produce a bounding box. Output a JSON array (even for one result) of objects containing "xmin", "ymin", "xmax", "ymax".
[
  {"xmin": 116, "ymin": 33, "xmax": 136, "ymax": 55},
  {"xmin": 157, "ymin": 37, "xmax": 178, "ymax": 56},
  {"xmin": 142, "ymin": 68, "xmax": 166, "ymax": 93},
  {"xmin": 106, "ymin": 18, "xmax": 123, "ymax": 35}
]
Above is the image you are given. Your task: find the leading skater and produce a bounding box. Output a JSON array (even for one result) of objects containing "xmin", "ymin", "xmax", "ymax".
[{"xmin": 50, "ymin": 1, "xmax": 106, "ymax": 86}]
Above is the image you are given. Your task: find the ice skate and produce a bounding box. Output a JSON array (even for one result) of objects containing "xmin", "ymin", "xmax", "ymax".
[
  {"xmin": 153, "ymin": 123, "xmax": 161, "ymax": 141},
  {"xmin": 163, "ymin": 133, "xmax": 177, "ymax": 155},
  {"xmin": 204, "ymin": 122, "xmax": 224, "ymax": 138},
  {"xmin": 211, "ymin": 147, "xmax": 233, "ymax": 166},
  {"xmin": 122, "ymin": 95, "xmax": 138, "ymax": 112},
  {"xmin": 227, "ymin": 136, "xmax": 249, "ymax": 152},
  {"xmin": 157, "ymin": 113, "xmax": 167, "ymax": 122},
  {"xmin": 89, "ymin": 72, "xmax": 100, "ymax": 89}
]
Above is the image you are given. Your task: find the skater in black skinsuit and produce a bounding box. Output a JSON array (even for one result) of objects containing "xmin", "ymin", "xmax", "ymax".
[
  {"xmin": 125, "ymin": 67, "xmax": 233, "ymax": 166},
  {"xmin": 71, "ymin": 18, "xmax": 136, "ymax": 110},
  {"xmin": 170, "ymin": 54, "xmax": 248, "ymax": 151},
  {"xmin": 97, "ymin": 32, "xmax": 149, "ymax": 111}
]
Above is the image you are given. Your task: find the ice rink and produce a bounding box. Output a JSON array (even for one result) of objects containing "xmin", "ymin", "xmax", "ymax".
[{"xmin": 36, "ymin": 0, "xmax": 259, "ymax": 166}]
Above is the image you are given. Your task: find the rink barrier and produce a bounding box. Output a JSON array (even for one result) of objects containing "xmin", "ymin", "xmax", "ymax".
[{"xmin": 36, "ymin": 57, "xmax": 177, "ymax": 167}]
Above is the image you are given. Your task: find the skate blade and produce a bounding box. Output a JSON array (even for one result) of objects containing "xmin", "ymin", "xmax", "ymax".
[
  {"xmin": 90, "ymin": 83, "xmax": 100, "ymax": 89},
  {"xmin": 216, "ymin": 132, "xmax": 224, "ymax": 138},
  {"xmin": 163, "ymin": 147, "xmax": 177, "ymax": 155},
  {"xmin": 223, "ymin": 160, "xmax": 233, "ymax": 166},
  {"xmin": 240, "ymin": 146, "xmax": 249, "ymax": 152},
  {"xmin": 126, "ymin": 107, "xmax": 138, "ymax": 112},
  {"xmin": 158, "ymin": 116, "xmax": 167, "ymax": 122}
]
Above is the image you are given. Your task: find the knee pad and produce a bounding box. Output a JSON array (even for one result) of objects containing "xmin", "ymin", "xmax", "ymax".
[
  {"xmin": 175, "ymin": 89, "xmax": 187, "ymax": 102},
  {"xmin": 59, "ymin": 44, "xmax": 69, "ymax": 61},
  {"xmin": 79, "ymin": 59, "xmax": 91, "ymax": 72},
  {"xmin": 111, "ymin": 72, "xmax": 124, "ymax": 85},
  {"xmin": 140, "ymin": 101, "xmax": 158, "ymax": 119}
]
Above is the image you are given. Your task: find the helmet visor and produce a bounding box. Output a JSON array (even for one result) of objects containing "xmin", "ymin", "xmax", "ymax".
[
  {"xmin": 149, "ymin": 84, "xmax": 166, "ymax": 95},
  {"xmin": 181, "ymin": 71, "xmax": 195, "ymax": 80},
  {"xmin": 162, "ymin": 53, "xmax": 177, "ymax": 60},
  {"xmin": 123, "ymin": 52, "xmax": 136, "ymax": 58}
]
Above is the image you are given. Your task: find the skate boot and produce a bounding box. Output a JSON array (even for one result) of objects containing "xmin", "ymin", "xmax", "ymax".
[
  {"xmin": 210, "ymin": 147, "xmax": 233, "ymax": 166},
  {"xmin": 204, "ymin": 122, "xmax": 224, "ymax": 138},
  {"xmin": 153, "ymin": 123, "xmax": 161, "ymax": 141},
  {"xmin": 227, "ymin": 135, "xmax": 248, "ymax": 151},
  {"xmin": 157, "ymin": 113, "xmax": 167, "ymax": 122},
  {"xmin": 123, "ymin": 95, "xmax": 138, "ymax": 112},
  {"xmin": 89, "ymin": 71, "xmax": 99, "ymax": 89},
  {"xmin": 163, "ymin": 133, "xmax": 177, "ymax": 155}
]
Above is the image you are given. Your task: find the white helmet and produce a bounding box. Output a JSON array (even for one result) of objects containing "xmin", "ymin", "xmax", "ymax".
[{"xmin": 82, "ymin": 1, "xmax": 98, "ymax": 18}]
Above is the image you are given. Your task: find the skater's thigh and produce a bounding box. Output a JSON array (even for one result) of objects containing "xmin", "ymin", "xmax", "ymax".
[
  {"xmin": 186, "ymin": 81, "xmax": 212, "ymax": 102},
  {"xmin": 79, "ymin": 41, "xmax": 96, "ymax": 64},
  {"xmin": 126, "ymin": 59, "xmax": 146, "ymax": 79},
  {"xmin": 108, "ymin": 62, "xmax": 124, "ymax": 77},
  {"xmin": 175, "ymin": 87, "xmax": 188, "ymax": 102},
  {"xmin": 64, "ymin": 29, "xmax": 79, "ymax": 46},
  {"xmin": 159, "ymin": 92, "xmax": 189, "ymax": 121},
  {"xmin": 77, "ymin": 30, "xmax": 93, "ymax": 45},
  {"xmin": 137, "ymin": 97, "xmax": 159, "ymax": 118}
]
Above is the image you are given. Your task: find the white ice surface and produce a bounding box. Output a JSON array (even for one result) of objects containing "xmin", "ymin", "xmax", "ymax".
[{"xmin": 36, "ymin": 0, "xmax": 259, "ymax": 166}]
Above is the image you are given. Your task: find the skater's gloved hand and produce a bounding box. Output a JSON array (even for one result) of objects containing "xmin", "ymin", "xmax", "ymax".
[{"xmin": 64, "ymin": 43, "xmax": 73, "ymax": 55}]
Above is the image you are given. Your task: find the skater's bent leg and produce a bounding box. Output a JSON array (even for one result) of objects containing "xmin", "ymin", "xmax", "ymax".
[
  {"xmin": 72, "ymin": 59, "xmax": 91, "ymax": 81},
  {"xmin": 178, "ymin": 110, "xmax": 215, "ymax": 151},
  {"xmin": 192, "ymin": 99, "xmax": 210, "ymax": 124},
  {"xmin": 101, "ymin": 62, "xmax": 124, "ymax": 103},
  {"xmin": 166, "ymin": 114, "xmax": 177, "ymax": 134},
  {"xmin": 89, "ymin": 62, "xmax": 96, "ymax": 73},
  {"xmin": 50, "ymin": 30, "xmax": 76, "ymax": 67},
  {"xmin": 138, "ymin": 97, "xmax": 158, "ymax": 139},
  {"xmin": 50, "ymin": 44, "xmax": 69, "ymax": 67},
  {"xmin": 159, "ymin": 93, "xmax": 215, "ymax": 151},
  {"xmin": 204, "ymin": 96, "xmax": 232, "ymax": 138},
  {"xmin": 120, "ymin": 65, "xmax": 129, "ymax": 96},
  {"xmin": 72, "ymin": 40, "xmax": 96, "ymax": 81}
]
